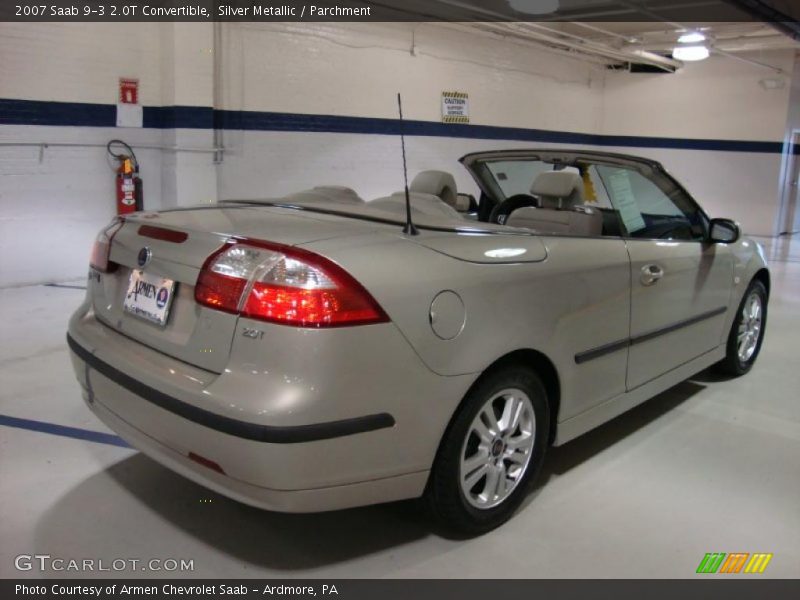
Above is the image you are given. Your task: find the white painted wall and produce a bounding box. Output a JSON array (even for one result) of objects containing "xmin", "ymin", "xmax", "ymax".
[
  {"xmin": 601, "ymin": 49, "xmax": 796, "ymax": 235},
  {"xmin": 221, "ymin": 23, "xmax": 604, "ymax": 128},
  {"xmin": 0, "ymin": 23, "xmax": 217, "ymax": 286},
  {"xmin": 601, "ymin": 50, "xmax": 794, "ymax": 141},
  {"xmin": 218, "ymin": 24, "xmax": 796, "ymax": 236},
  {"xmin": 217, "ymin": 22, "xmax": 605, "ymax": 201},
  {"xmin": 1, "ymin": 22, "xmax": 797, "ymax": 286}
]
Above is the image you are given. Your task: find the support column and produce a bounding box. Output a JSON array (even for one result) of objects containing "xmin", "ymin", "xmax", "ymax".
[{"xmin": 159, "ymin": 23, "xmax": 218, "ymax": 208}]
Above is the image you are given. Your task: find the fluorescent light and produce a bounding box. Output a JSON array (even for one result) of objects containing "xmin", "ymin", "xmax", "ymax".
[
  {"xmin": 672, "ymin": 45, "xmax": 710, "ymax": 62},
  {"xmin": 507, "ymin": 0, "xmax": 559, "ymax": 15},
  {"xmin": 678, "ymin": 32, "xmax": 706, "ymax": 44}
]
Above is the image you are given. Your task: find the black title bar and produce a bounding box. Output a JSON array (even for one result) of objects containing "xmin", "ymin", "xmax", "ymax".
[
  {"xmin": 2, "ymin": 0, "xmax": 799, "ymax": 22},
  {"xmin": 4, "ymin": 579, "xmax": 800, "ymax": 600}
]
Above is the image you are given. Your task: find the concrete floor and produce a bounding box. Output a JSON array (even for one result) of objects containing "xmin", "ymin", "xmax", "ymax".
[{"xmin": 1, "ymin": 236, "xmax": 798, "ymax": 579}]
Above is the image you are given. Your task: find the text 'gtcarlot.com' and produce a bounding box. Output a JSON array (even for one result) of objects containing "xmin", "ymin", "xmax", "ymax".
[{"xmin": 14, "ymin": 554, "xmax": 194, "ymax": 572}]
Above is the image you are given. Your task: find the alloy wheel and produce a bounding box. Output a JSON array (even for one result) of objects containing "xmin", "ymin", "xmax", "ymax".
[
  {"xmin": 459, "ymin": 388, "xmax": 536, "ymax": 509},
  {"xmin": 737, "ymin": 291, "xmax": 763, "ymax": 363}
]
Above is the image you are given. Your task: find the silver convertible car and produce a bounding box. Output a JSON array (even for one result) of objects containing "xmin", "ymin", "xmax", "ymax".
[{"xmin": 68, "ymin": 149, "xmax": 769, "ymax": 533}]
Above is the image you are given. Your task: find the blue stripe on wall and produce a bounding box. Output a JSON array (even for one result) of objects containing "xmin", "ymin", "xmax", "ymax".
[
  {"xmin": 0, "ymin": 97, "xmax": 786, "ymax": 154},
  {"xmin": 0, "ymin": 98, "xmax": 117, "ymax": 128},
  {"xmin": 146, "ymin": 105, "xmax": 214, "ymax": 129},
  {"xmin": 0, "ymin": 414, "xmax": 130, "ymax": 448}
]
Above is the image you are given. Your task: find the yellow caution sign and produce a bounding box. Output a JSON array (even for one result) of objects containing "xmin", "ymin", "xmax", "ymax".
[{"xmin": 442, "ymin": 91, "xmax": 469, "ymax": 124}]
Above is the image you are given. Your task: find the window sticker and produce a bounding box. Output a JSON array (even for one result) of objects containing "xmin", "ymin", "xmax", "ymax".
[{"xmin": 607, "ymin": 169, "xmax": 647, "ymax": 233}]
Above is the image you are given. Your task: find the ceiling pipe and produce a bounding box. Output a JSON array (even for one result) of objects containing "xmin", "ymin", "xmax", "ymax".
[
  {"xmin": 450, "ymin": 22, "xmax": 612, "ymax": 67},
  {"xmin": 510, "ymin": 21, "xmax": 683, "ymax": 70},
  {"xmin": 568, "ymin": 21, "xmax": 639, "ymax": 44},
  {"xmin": 640, "ymin": 34, "xmax": 799, "ymax": 53},
  {"xmin": 462, "ymin": 22, "xmax": 668, "ymax": 69},
  {"xmin": 711, "ymin": 47, "xmax": 787, "ymax": 74},
  {"xmin": 421, "ymin": 1, "xmax": 683, "ymax": 71},
  {"xmin": 617, "ymin": 0, "xmax": 792, "ymax": 74}
]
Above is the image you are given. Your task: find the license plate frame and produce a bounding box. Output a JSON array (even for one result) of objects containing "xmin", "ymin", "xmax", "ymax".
[{"xmin": 123, "ymin": 269, "xmax": 176, "ymax": 327}]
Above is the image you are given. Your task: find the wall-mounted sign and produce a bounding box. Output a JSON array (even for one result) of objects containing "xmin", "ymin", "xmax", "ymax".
[
  {"xmin": 119, "ymin": 78, "xmax": 139, "ymax": 105},
  {"xmin": 442, "ymin": 91, "xmax": 469, "ymax": 124},
  {"xmin": 117, "ymin": 78, "xmax": 142, "ymax": 128}
]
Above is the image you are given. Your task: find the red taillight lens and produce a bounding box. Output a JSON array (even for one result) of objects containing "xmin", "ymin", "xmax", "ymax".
[
  {"xmin": 195, "ymin": 239, "xmax": 389, "ymax": 328},
  {"xmin": 195, "ymin": 271, "xmax": 247, "ymax": 314},
  {"xmin": 138, "ymin": 224, "xmax": 188, "ymax": 243},
  {"xmin": 89, "ymin": 218, "xmax": 124, "ymax": 273}
]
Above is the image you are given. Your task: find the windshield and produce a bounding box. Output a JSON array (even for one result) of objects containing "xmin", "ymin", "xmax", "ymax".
[
  {"xmin": 464, "ymin": 152, "xmax": 708, "ymax": 240},
  {"xmin": 486, "ymin": 160, "xmax": 580, "ymax": 200}
]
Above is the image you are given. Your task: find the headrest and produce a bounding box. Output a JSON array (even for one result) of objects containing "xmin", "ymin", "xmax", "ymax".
[
  {"xmin": 530, "ymin": 171, "xmax": 583, "ymax": 209},
  {"xmin": 409, "ymin": 171, "xmax": 458, "ymax": 208},
  {"xmin": 369, "ymin": 192, "xmax": 460, "ymax": 219},
  {"xmin": 284, "ymin": 186, "xmax": 365, "ymax": 205},
  {"xmin": 311, "ymin": 186, "xmax": 365, "ymax": 203}
]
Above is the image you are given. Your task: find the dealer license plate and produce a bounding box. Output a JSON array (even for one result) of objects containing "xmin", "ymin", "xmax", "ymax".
[{"xmin": 123, "ymin": 270, "xmax": 176, "ymax": 327}]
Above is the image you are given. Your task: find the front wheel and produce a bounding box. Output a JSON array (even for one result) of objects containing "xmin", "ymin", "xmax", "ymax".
[
  {"xmin": 715, "ymin": 279, "xmax": 768, "ymax": 376},
  {"xmin": 424, "ymin": 366, "xmax": 549, "ymax": 535}
]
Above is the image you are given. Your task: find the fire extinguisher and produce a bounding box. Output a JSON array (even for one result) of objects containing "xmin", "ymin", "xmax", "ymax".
[{"xmin": 107, "ymin": 139, "xmax": 143, "ymax": 215}]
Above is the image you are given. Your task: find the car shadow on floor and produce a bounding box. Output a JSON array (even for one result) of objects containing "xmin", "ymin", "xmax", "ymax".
[
  {"xmin": 35, "ymin": 453, "xmax": 431, "ymax": 572},
  {"xmin": 540, "ymin": 377, "xmax": 707, "ymax": 479},
  {"xmin": 35, "ymin": 375, "xmax": 708, "ymax": 570}
]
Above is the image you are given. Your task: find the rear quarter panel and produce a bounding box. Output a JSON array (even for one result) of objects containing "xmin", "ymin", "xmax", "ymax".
[{"xmin": 303, "ymin": 231, "xmax": 632, "ymax": 424}]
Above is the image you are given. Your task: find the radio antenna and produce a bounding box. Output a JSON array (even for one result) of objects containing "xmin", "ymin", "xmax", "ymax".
[{"xmin": 397, "ymin": 93, "xmax": 418, "ymax": 236}]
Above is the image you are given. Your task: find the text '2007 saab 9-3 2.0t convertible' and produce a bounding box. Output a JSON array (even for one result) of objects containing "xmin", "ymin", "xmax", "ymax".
[{"xmin": 68, "ymin": 149, "xmax": 769, "ymax": 534}]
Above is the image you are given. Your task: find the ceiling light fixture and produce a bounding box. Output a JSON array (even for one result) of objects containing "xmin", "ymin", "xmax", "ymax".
[
  {"xmin": 678, "ymin": 32, "xmax": 706, "ymax": 44},
  {"xmin": 672, "ymin": 45, "xmax": 710, "ymax": 62}
]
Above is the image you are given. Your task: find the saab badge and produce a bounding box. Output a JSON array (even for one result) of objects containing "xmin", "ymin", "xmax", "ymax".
[{"xmin": 137, "ymin": 247, "xmax": 152, "ymax": 268}]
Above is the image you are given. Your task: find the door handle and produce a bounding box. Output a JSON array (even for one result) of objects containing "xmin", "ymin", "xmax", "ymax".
[{"xmin": 640, "ymin": 264, "xmax": 664, "ymax": 286}]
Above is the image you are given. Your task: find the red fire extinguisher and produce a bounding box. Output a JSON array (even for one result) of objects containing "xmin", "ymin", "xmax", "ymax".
[{"xmin": 107, "ymin": 139, "xmax": 143, "ymax": 215}]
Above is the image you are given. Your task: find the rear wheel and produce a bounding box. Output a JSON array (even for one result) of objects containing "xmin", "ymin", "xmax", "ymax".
[
  {"xmin": 715, "ymin": 279, "xmax": 767, "ymax": 376},
  {"xmin": 425, "ymin": 365, "xmax": 549, "ymax": 535}
]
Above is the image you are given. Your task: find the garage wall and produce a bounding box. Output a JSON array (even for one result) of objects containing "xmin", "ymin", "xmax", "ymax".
[
  {"xmin": 216, "ymin": 23, "xmax": 605, "ymax": 200},
  {"xmin": 1, "ymin": 21, "xmax": 797, "ymax": 287},
  {"xmin": 600, "ymin": 49, "xmax": 796, "ymax": 235},
  {"xmin": 217, "ymin": 25, "xmax": 795, "ymax": 236},
  {"xmin": 0, "ymin": 23, "xmax": 217, "ymax": 287}
]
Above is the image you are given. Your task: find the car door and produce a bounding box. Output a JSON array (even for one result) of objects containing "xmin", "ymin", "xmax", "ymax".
[{"xmin": 596, "ymin": 164, "xmax": 734, "ymax": 390}]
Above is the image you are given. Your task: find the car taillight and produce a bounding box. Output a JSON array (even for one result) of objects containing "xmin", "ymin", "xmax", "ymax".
[
  {"xmin": 195, "ymin": 239, "xmax": 389, "ymax": 328},
  {"xmin": 89, "ymin": 218, "xmax": 124, "ymax": 273}
]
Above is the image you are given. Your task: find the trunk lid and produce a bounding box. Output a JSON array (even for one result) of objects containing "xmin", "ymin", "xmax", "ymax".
[{"xmin": 91, "ymin": 205, "xmax": 383, "ymax": 373}]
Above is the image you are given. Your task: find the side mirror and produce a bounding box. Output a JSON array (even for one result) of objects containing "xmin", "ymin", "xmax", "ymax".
[
  {"xmin": 455, "ymin": 193, "xmax": 478, "ymax": 213},
  {"xmin": 708, "ymin": 218, "xmax": 740, "ymax": 244}
]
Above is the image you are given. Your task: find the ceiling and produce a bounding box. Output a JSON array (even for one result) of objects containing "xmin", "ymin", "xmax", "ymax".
[
  {"xmin": 374, "ymin": 0, "xmax": 800, "ymax": 26},
  {"xmin": 371, "ymin": 1, "xmax": 800, "ymax": 73},
  {"xmin": 552, "ymin": 21, "xmax": 799, "ymax": 54}
]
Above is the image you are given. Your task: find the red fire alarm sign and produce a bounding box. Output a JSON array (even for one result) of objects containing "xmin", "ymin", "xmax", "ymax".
[{"xmin": 119, "ymin": 78, "xmax": 139, "ymax": 105}]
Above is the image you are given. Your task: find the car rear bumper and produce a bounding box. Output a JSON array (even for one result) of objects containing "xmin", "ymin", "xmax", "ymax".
[
  {"xmin": 79, "ymin": 388, "xmax": 428, "ymax": 512},
  {"xmin": 68, "ymin": 334, "xmax": 396, "ymax": 444},
  {"xmin": 67, "ymin": 303, "xmax": 472, "ymax": 512}
]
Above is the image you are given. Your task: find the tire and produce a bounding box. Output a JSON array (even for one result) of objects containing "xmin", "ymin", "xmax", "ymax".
[
  {"xmin": 715, "ymin": 279, "xmax": 768, "ymax": 376},
  {"xmin": 424, "ymin": 365, "xmax": 549, "ymax": 535}
]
